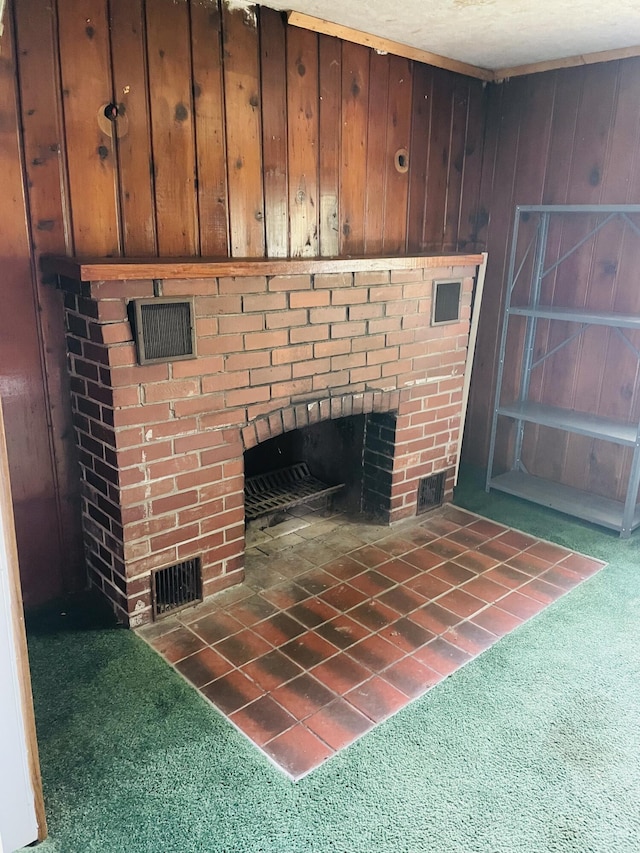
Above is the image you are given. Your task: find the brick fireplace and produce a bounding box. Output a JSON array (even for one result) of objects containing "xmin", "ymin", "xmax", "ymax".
[{"xmin": 45, "ymin": 254, "xmax": 481, "ymax": 627}]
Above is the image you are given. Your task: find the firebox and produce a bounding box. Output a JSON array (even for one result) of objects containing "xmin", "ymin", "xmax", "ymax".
[{"xmin": 44, "ymin": 253, "xmax": 482, "ymax": 626}]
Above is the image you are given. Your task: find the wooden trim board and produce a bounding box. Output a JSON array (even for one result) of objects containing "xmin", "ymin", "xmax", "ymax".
[
  {"xmin": 494, "ymin": 44, "xmax": 640, "ymax": 80},
  {"xmin": 287, "ymin": 11, "xmax": 640, "ymax": 83},
  {"xmin": 455, "ymin": 251, "xmax": 488, "ymax": 485},
  {"xmin": 287, "ymin": 11, "xmax": 494, "ymax": 81},
  {"xmin": 0, "ymin": 398, "xmax": 47, "ymax": 841},
  {"xmin": 42, "ymin": 253, "xmax": 484, "ymax": 282}
]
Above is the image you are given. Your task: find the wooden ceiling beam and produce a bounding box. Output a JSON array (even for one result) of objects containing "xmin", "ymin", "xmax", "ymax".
[
  {"xmin": 494, "ymin": 44, "xmax": 640, "ymax": 81},
  {"xmin": 286, "ymin": 11, "xmax": 494, "ymax": 82},
  {"xmin": 287, "ymin": 11, "xmax": 640, "ymax": 84}
]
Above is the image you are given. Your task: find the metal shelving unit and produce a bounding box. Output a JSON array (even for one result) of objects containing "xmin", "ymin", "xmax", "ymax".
[{"xmin": 486, "ymin": 204, "xmax": 640, "ymax": 538}]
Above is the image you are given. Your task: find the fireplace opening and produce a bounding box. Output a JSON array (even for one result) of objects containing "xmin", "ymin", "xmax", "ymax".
[{"xmin": 244, "ymin": 416, "xmax": 366, "ymax": 526}]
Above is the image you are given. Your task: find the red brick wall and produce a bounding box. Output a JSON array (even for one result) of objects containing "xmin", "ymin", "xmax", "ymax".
[{"xmin": 61, "ymin": 260, "xmax": 476, "ymax": 626}]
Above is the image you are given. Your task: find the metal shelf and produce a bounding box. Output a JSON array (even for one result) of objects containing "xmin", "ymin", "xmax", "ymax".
[
  {"xmin": 496, "ymin": 401, "xmax": 639, "ymax": 446},
  {"xmin": 489, "ymin": 470, "xmax": 640, "ymax": 535},
  {"xmin": 509, "ymin": 305, "xmax": 640, "ymax": 330},
  {"xmin": 485, "ymin": 205, "xmax": 640, "ymax": 538}
]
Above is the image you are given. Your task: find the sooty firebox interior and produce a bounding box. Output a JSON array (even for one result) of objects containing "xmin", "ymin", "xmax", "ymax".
[{"xmin": 244, "ymin": 416, "xmax": 366, "ymax": 523}]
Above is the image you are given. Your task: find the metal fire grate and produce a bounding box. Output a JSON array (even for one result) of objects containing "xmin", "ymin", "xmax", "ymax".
[
  {"xmin": 417, "ymin": 471, "xmax": 445, "ymax": 514},
  {"xmin": 151, "ymin": 558, "xmax": 202, "ymax": 619},
  {"xmin": 133, "ymin": 298, "xmax": 196, "ymax": 364},
  {"xmin": 245, "ymin": 462, "xmax": 344, "ymax": 520}
]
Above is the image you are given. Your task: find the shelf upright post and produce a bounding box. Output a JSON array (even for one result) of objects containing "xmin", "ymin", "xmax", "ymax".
[
  {"xmin": 512, "ymin": 211, "xmax": 549, "ymax": 470},
  {"xmin": 622, "ymin": 436, "xmax": 640, "ymax": 537},
  {"xmin": 485, "ymin": 206, "xmax": 523, "ymax": 491}
]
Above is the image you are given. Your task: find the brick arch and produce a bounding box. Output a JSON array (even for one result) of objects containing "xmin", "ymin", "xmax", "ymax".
[{"xmin": 240, "ymin": 389, "xmax": 408, "ymax": 450}]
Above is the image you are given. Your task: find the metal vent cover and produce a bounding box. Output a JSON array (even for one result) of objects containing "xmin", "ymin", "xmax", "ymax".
[
  {"xmin": 151, "ymin": 558, "xmax": 202, "ymax": 619},
  {"xmin": 432, "ymin": 280, "xmax": 461, "ymax": 325},
  {"xmin": 417, "ymin": 471, "xmax": 445, "ymax": 514},
  {"xmin": 133, "ymin": 297, "xmax": 195, "ymax": 364}
]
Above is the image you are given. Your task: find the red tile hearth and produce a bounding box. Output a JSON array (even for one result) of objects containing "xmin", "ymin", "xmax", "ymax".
[{"xmin": 138, "ymin": 504, "xmax": 605, "ymax": 780}]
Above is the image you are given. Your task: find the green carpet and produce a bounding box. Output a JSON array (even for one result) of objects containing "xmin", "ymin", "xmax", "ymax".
[{"xmin": 19, "ymin": 466, "xmax": 640, "ymax": 853}]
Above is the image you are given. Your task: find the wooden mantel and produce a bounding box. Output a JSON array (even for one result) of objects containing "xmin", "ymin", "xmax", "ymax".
[{"xmin": 42, "ymin": 254, "xmax": 484, "ymax": 283}]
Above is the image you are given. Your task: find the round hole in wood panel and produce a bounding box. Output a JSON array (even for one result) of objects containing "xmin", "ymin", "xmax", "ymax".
[
  {"xmin": 395, "ymin": 148, "xmax": 409, "ymax": 173},
  {"xmin": 97, "ymin": 103, "xmax": 129, "ymax": 139}
]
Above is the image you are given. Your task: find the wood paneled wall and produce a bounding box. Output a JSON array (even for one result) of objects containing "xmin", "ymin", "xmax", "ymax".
[
  {"xmin": 16, "ymin": 0, "xmax": 487, "ymax": 261},
  {"xmin": 0, "ymin": 9, "xmax": 83, "ymax": 608},
  {"xmin": 465, "ymin": 58, "xmax": 640, "ymax": 502},
  {"xmin": 2, "ymin": 0, "xmax": 486, "ymax": 606}
]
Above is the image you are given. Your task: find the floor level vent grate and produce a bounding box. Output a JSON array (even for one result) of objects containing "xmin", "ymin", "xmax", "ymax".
[
  {"xmin": 151, "ymin": 558, "xmax": 202, "ymax": 619},
  {"xmin": 417, "ymin": 472, "xmax": 445, "ymax": 514}
]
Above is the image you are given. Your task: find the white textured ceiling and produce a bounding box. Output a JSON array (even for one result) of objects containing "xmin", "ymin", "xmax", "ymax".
[{"xmin": 254, "ymin": 0, "xmax": 640, "ymax": 71}]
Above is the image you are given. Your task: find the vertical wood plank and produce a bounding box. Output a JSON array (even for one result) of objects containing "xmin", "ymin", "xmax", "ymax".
[
  {"xmin": 422, "ymin": 68, "xmax": 455, "ymax": 251},
  {"xmin": 12, "ymin": 0, "xmax": 84, "ymax": 595},
  {"xmin": 340, "ymin": 42, "xmax": 369, "ymax": 254},
  {"xmin": 287, "ymin": 26, "xmax": 319, "ymax": 257},
  {"xmin": 442, "ymin": 77, "xmax": 469, "ymax": 251},
  {"xmin": 260, "ymin": 7, "xmax": 288, "ymax": 258},
  {"xmin": 190, "ymin": 0, "xmax": 229, "ymax": 257},
  {"xmin": 456, "ymin": 78, "xmax": 487, "ymax": 251},
  {"xmin": 544, "ymin": 63, "xmax": 618, "ymax": 491},
  {"xmin": 406, "ymin": 63, "xmax": 433, "ymax": 253},
  {"xmin": 221, "ymin": 4, "xmax": 265, "ymax": 258},
  {"xmin": 14, "ymin": 0, "xmax": 72, "ymax": 257},
  {"xmin": 581, "ymin": 61, "xmax": 640, "ymax": 499},
  {"xmin": 0, "ymin": 395, "xmax": 47, "ymax": 840},
  {"xmin": 465, "ymin": 81, "xmax": 520, "ymax": 469},
  {"xmin": 503, "ymin": 73, "xmax": 556, "ymax": 476},
  {"xmin": 531, "ymin": 69, "xmax": 582, "ymax": 485},
  {"xmin": 364, "ymin": 51, "xmax": 389, "ymax": 254},
  {"xmin": 57, "ymin": 0, "xmax": 121, "ymax": 254},
  {"xmin": 145, "ymin": 0, "xmax": 198, "ymax": 255},
  {"xmin": 0, "ymin": 6, "xmax": 69, "ymax": 605},
  {"xmin": 318, "ymin": 34, "xmax": 341, "ymax": 257},
  {"xmin": 382, "ymin": 55, "xmax": 412, "ymax": 254},
  {"xmin": 109, "ymin": 0, "xmax": 158, "ymax": 256}
]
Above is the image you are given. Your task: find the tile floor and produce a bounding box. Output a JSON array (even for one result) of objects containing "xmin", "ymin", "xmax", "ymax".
[{"xmin": 138, "ymin": 502, "xmax": 605, "ymax": 780}]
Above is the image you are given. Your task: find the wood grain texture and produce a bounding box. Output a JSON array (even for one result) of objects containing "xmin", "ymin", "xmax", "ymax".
[
  {"xmin": 364, "ymin": 51, "xmax": 389, "ymax": 254},
  {"xmin": 465, "ymin": 58, "xmax": 640, "ymax": 515},
  {"xmin": 190, "ymin": 0, "xmax": 229, "ymax": 257},
  {"xmin": 287, "ymin": 26, "xmax": 319, "ymax": 257},
  {"xmin": 422, "ymin": 68, "xmax": 455, "ymax": 251},
  {"xmin": 57, "ymin": 0, "xmax": 121, "ymax": 254},
  {"xmin": 318, "ymin": 34, "xmax": 341, "ymax": 257},
  {"xmin": 340, "ymin": 42, "xmax": 369, "ymax": 254},
  {"xmin": 1, "ymin": 6, "xmax": 71, "ymax": 606},
  {"xmin": 260, "ymin": 7, "xmax": 288, "ymax": 258},
  {"xmin": 12, "ymin": 0, "xmax": 84, "ymax": 597},
  {"xmin": 145, "ymin": 0, "xmax": 198, "ymax": 254},
  {"xmin": 43, "ymin": 253, "xmax": 484, "ymax": 282},
  {"xmin": 407, "ymin": 63, "xmax": 433, "ymax": 252},
  {"xmin": 442, "ymin": 77, "xmax": 469, "ymax": 251},
  {"xmin": 382, "ymin": 55, "xmax": 412, "ymax": 254},
  {"xmin": 456, "ymin": 77, "xmax": 487, "ymax": 251},
  {"xmin": 222, "ymin": 4, "xmax": 265, "ymax": 257},
  {"xmin": 110, "ymin": 0, "xmax": 158, "ymax": 255},
  {"xmin": 287, "ymin": 10, "xmax": 493, "ymax": 81}
]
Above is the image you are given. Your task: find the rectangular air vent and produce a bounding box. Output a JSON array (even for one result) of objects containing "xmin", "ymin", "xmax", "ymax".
[
  {"xmin": 133, "ymin": 298, "xmax": 195, "ymax": 364},
  {"xmin": 432, "ymin": 280, "xmax": 461, "ymax": 325},
  {"xmin": 151, "ymin": 558, "xmax": 202, "ymax": 619},
  {"xmin": 417, "ymin": 472, "xmax": 445, "ymax": 514}
]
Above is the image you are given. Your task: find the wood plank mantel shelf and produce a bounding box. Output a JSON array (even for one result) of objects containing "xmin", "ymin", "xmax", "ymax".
[{"xmin": 41, "ymin": 254, "xmax": 484, "ymax": 283}]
